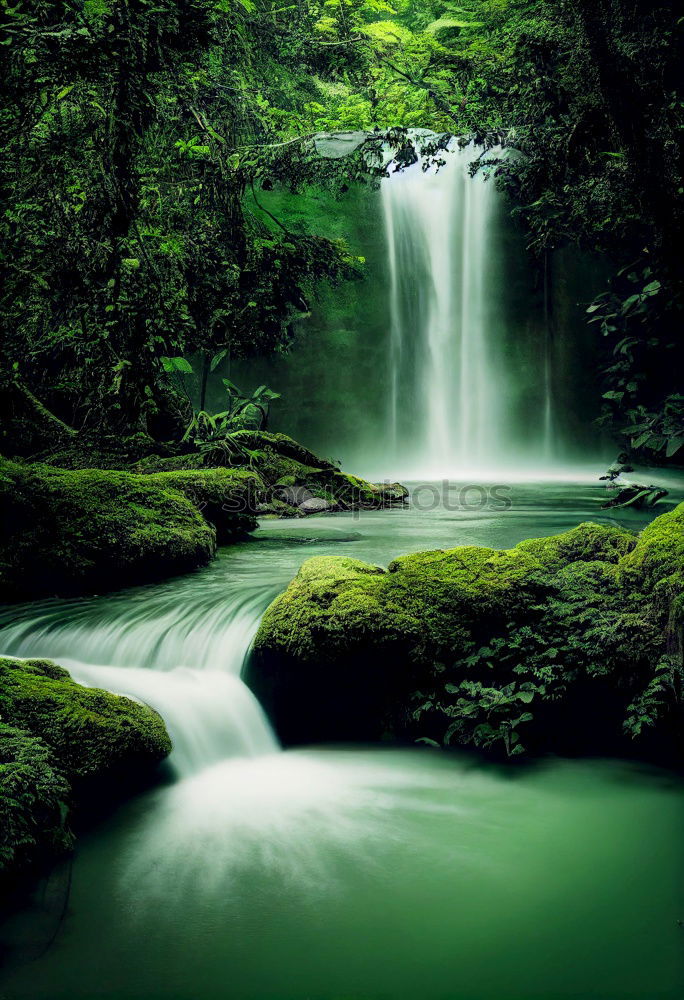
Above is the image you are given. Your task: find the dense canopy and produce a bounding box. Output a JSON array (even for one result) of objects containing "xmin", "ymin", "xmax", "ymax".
[{"xmin": 1, "ymin": 0, "xmax": 681, "ymax": 459}]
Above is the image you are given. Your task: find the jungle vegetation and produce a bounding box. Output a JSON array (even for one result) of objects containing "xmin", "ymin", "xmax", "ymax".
[{"xmin": 1, "ymin": 0, "xmax": 682, "ymax": 460}]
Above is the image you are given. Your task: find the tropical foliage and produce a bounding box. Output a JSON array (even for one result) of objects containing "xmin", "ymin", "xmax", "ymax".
[{"xmin": 1, "ymin": 0, "xmax": 682, "ymax": 457}]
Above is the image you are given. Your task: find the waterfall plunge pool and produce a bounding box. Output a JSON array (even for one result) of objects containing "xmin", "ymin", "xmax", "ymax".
[{"xmin": 1, "ymin": 480, "xmax": 684, "ymax": 999}]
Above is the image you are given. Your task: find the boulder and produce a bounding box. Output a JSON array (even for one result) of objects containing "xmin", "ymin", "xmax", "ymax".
[
  {"xmin": 249, "ymin": 510, "xmax": 684, "ymax": 758},
  {"xmin": 0, "ymin": 460, "xmax": 217, "ymax": 600},
  {"xmin": 274, "ymin": 484, "xmax": 314, "ymax": 507},
  {"xmin": 0, "ymin": 657, "xmax": 172, "ymax": 882},
  {"xmin": 299, "ymin": 496, "xmax": 333, "ymax": 514}
]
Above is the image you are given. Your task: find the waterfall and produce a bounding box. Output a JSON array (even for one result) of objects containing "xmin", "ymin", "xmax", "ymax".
[
  {"xmin": 383, "ymin": 140, "xmax": 532, "ymax": 476},
  {"xmin": 542, "ymin": 250, "xmax": 555, "ymax": 462},
  {"xmin": 0, "ymin": 577, "xmax": 279, "ymax": 778}
]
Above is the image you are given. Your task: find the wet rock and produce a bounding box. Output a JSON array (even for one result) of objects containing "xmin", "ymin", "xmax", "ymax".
[
  {"xmin": 299, "ymin": 497, "xmax": 333, "ymax": 515},
  {"xmin": 274, "ymin": 484, "xmax": 313, "ymax": 506},
  {"xmin": 249, "ymin": 511, "xmax": 684, "ymax": 755},
  {"xmin": 374, "ymin": 482, "xmax": 410, "ymax": 504}
]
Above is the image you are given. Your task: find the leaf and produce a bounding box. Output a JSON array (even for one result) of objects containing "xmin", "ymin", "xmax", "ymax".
[
  {"xmin": 631, "ymin": 431, "xmax": 654, "ymax": 449},
  {"xmin": 161, "ymin": 356, "xmax": 193, "ymax": 374},
  {"xmin": 666, "ymin": 437, "xmax": 684, "ymax": 458},
  {"xmin": 210, "ymin": 349, "xmax": 227, "ymax": 372},
  {"xmin": 621, "ymin": 294, "xmax": 641, "ymax": 312},
  {"xmin": 173, "ymin": 357, "xmax": 193, "ymax": 374},
  {"xmin": 56, "ymin": 85, "xmax": 74, "ymax": 101},
  {"xmin": 642, "ymin": 280, "xmax": 661, "ymax": 296}
]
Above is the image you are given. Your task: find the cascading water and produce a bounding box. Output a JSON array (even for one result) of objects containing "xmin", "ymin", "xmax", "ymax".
[
  {"xmin": 0, "ymin": 573, "xmax": 279, "ymax": 777},
  {"xmin": 382, "ymin": 141, "xmax": 504, "ymax": 476},
  {"xmin": 3, "ymin": 511, "xmax": 684, "ymax": 1000}
]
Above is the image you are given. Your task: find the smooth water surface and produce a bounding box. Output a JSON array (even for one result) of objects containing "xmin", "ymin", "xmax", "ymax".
[{"xmin": 1, "ymin": 482, "xmax": 683, "ymax": 999}]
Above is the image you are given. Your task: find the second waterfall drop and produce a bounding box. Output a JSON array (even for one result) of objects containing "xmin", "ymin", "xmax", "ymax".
[{"xmin": 382, "ymin": 142, "xmax": 507, "ymax": 475}]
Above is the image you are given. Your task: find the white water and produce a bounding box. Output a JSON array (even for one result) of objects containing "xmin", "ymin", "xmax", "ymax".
[
  {"xmin": 382, "ymin": 142, "xmax": 503, "ymax": 476},
  {"xmin": 0, "ymin": 578, "xmax": 278, "ymax": 777}
]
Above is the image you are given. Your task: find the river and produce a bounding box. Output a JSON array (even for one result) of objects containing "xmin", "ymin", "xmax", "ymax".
[{"xmin": 1, "ymin": 481, "xmax": 683, "ymax": 999}]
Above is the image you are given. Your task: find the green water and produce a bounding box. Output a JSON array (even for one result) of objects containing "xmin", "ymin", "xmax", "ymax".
[
  {"xmin": 4, "ymin": 751, "xmax": 684, "ymax": 1000},
  {"xmin": 1, "ymin": 482, "xmax": 684, "ymax": 999}
]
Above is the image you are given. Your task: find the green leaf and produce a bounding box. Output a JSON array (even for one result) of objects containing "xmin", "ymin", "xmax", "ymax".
[
  {"xmin": 161, "ymin": 356, "xmax": 193, "ymax": 374},
  {"xmin": 631, "ymin": 431, "xmax": 654, "ymax": 449},
  {"xmin": 621, "ymin": 294, "xmax": 641, "ymax": 312},
  {"xmin": 666, "ymin": 436, "xmax": 684, "ymax": 458},
  {"xmin": 210, "ymin": 349, "xmax": 228, "ymax": 372}
]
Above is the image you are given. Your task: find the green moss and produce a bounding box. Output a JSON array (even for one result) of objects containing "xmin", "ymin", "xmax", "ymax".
[
  {"xmin": 0, "ymin": 658, "xmax": 171, "ymax": 782},
  {"xmin": 133, "ymin": 454, "xmax": 210, "ymax": 473},
  {"xmin": 0, "ymin": 459, "xmax": 216, "ymax": 599},
  {"xmin": 229, "ymin": 431, "xmax": 337, "ymax": 472},
  {"xmin": 618, "ymin": 502, "xmax": 684, "ymax": 593},
  {"xmin": 151, "ymin": 468, "xmax": 259, "ymax": 543},
  {"xmin": 250, "ymin": 512, "xmax": 684, "ymax": 757},
  {"xmin": 516, "ymin": 521, "xmax": 637, "ymax": 571},
  {"xmin": 0, "ymin": 657, "xmax": 172, "ymax": 883}
]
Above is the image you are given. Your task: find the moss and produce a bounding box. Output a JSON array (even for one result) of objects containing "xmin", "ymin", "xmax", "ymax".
[
  {"xmin": 0, "ymin": 657, "xmax": 172, "ymax": 884},
  {"xmin": 618, "ymin": 501, "xmax": 684, "ymax": 593},
  {"xmin": 151, "ymin": 468, "xmax": 259, "ymax": 543},
  {"xmin": 0, "ymin": 658, "xmax": 171, "ymax": 782},
  {"xmin": 229, "ymin": 431, "xmax": 337, "ymax": 471},
  {"xmin": 133, "ymin": 432, "xmax": 405, "ymax": 518},
  {"xmin": 250, "ymin": 512, "xmax": 684, "ymax": 757},
  {"xmin": 133, "ymin": 453, "xmax": 211, "ymax": 473},
  {"xmin": 515, "ymin": 521, "xmax": 637, "ymax": 571},
  {"xmin": 305, "ymin": 469, "xmax": 379, "ymax": 509},
  {"xmin": 0, "ymin": 459, "xmax": 216, "ymax": 599}
]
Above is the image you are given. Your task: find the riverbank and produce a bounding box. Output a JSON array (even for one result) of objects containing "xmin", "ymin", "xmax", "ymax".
[
  {"xmin": 0, "ymin": 433, "xmax": 407, "ymax": 601},
  {"xmin": 1, "ymin": 481, "xmax": 684, "ymax": 999}
]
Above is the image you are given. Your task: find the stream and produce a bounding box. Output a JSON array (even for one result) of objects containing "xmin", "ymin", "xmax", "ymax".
[{"xmin": 1, "ymin": 481, "xmax": 684, "ymax": 999}]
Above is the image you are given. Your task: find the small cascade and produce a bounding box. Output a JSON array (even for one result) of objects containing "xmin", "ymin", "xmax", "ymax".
[
  {"xmin": 64, "ymin": 662, "xmax": 276, "ymax": 777},
  {"xmin": 0, "ymin": 580, "xmax": 274, "ymax": 673},
  {"xmin": 0, "ymin": 577, "xmax": 280, "ymax": 778}
]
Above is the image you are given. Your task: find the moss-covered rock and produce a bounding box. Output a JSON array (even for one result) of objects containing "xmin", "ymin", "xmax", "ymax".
[
  {"xmin": 515, "ymin": 521, "xmax": 636, "ymax": 571},
  {"xmin": 150, "ymin": 468, "xmax": 258, "ymax": 544},
  {"xmin": 617, "ymin": 502, "xmax": 684, "ymax": 595},
  {"xmin": 1, "ymin": 429, "xmax": 406, "ymax": 596},
  {"xmin": 250, "ymin": 509, "xmax": 684, "ymax": 756},
  {"xmin": 0, "ymin": 657, "xmax": 171, "ymax": 884},
  {"xmin": 134, "ymin": 431, "xmax": 407, "ymax": 518},
  {"xmin": 229, "ymin": 431, "xmax": 338, "ymax": 472},
  {"xmin": 0, "ymin": 460, "xmax": 216, "ymax": 599},
  {"xmin": 0, "ymin": 658, "xmax": 171, "ymax": 782}
]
